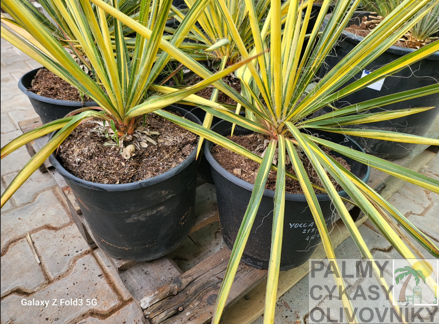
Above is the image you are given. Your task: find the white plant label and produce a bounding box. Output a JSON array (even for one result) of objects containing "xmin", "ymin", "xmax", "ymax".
[{"xmin": 361, "ymin": 69, "xmax": 385, "ymax": 91}]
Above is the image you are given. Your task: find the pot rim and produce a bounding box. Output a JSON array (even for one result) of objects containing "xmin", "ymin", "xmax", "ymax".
[
  {"xmin": 49, "ymin": 105, "xmax": 201, "ymax": 191},
  {"xmin": 18, "ymin": 67, "xmax": 97, "ymax": 107},
  {"xmin": 324, "ymin": 11, "xmax": 439, "ymax": 60},
  {"xmin": 204, "ymin": 121, "xmax": 371, "ymax": 202}
]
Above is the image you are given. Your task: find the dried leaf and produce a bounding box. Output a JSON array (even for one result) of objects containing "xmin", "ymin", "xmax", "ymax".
[
  {"xmin": 233, "ymin": 168, "xmax": 241, "ymax": 176},
  {"xmin": 144, "ymin": 136, "xmax": 157, "ymax": 145}
]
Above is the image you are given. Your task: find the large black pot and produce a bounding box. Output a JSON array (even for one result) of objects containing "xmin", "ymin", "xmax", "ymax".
[
  {"xmin": 318, "ymin": 12, "xmax": 439, "ymax": 160},
  {"xmin": 49, "ymin": 105, "xmax": 201, "ymax": 261},
  {"xmin": 19, "ymin": 68, "xmax": 97, "ymax": 124},
  {"xmin": 205, "ymin": 121, "xmax": 370, "ymax": 270}
]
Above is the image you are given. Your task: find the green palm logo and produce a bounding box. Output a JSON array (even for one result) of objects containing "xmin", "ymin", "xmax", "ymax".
[{"xmin": 395, "ymin": 261, "xmax": 433, "ymax": 303}]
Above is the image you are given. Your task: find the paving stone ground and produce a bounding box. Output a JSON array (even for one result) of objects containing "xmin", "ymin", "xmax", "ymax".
[{"xmin": 2, "ymin": 36, "xmax": 438, "ymax": 324}]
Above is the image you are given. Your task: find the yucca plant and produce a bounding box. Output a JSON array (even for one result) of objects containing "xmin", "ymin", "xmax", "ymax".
[
  {"xmin": 91, "ymin": 0, "xmax": 439, "ymax": 322},
  {"xmin": 0, "ymin": 0, "xmax": 263, "ymax": 205},
  {"xmin": 362, "ymin": 0, "xmax": 439, "ymax": 43}
]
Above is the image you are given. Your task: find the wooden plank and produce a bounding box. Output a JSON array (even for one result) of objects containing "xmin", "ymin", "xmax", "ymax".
[
  {"xmin": 120, "ymin": 258, "xmax": 182, "ymax": 303},
  {"xmin": 168, "ymin": 221, "xmax": 225, "ymax": 272},
  {"xmin": 18, "ymin": 116, "xmax": 42, "ymax": 133},
  {"xmin": 140, "ymin": 248, "xmax": 266, "ymax": 324}
]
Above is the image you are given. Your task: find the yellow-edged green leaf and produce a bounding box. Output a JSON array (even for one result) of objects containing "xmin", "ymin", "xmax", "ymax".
[
  {"xmin": 264, "ymin": 135, "xmax": 285, "ymax": 324},
  {"xmin": 126, "ymin": 0, "xmax": 173, "ymax": 107},
  {"xmin": 89, "ymin": 0, "xmax": 258, "ymax": 115},
  {"xmin": 200, "ymin": 105, "xmax": 272, "ymax": 135},
  {"xmin": 307, "ymin": 126, "xmax": 439, "ymax": 145},
  {"xmin": 302, "ymin": 107, "xmax": 435, "ymax": 127},
  {"xmin": 302, "ymin": 84, "xmax": 439, "ymax": 125},
  {"xmin": 306, "ymin": 134, "xmax": 439, "ymax": 193},
  {"xmin": 288, "ymin": 125, "xmax": 409, "ymax": 322}
]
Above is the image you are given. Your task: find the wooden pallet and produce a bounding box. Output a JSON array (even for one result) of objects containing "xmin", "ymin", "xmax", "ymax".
[{"xmin": 18, "ymin": 116, "xmax": 439, "ymax": 324}]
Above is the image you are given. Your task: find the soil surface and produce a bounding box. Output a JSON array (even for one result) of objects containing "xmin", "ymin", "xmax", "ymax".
[
  {"xmin": 346, "ymin": 15, "xmax": 427, "ymax": 49},
  {"xmin": 168, "ymin": 73, "xmax": 241, "ymax": 105},
  {"xmin": 58, "ymin": 113, "xmax": 197, "ymax": 184},
  {"xmin": 212, "ymin": 133, "xmax": 351, "ymax": 194},
  {"xmin": 30, "ymin": 68, "xmax": 91, "ymax": 102}
]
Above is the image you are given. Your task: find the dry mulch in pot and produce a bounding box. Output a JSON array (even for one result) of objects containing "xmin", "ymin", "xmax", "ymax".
[
  {"xmin": 211, "ymin": 133, "xmax": 351, "ymax": 194},
  {"xmin": 346, "ymin": 15, "xmax": 429, "ymax": 49},
  {"xmin": 29, "ymin": 68, "xmax": 91, "ymax": 102},
  {"xmin": 57, "ymin": 113, "xmax": 197, "ymax": 184}
]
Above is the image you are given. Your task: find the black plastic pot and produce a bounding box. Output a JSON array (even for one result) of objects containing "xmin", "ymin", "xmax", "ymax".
[
  {"xmin": 318, "ymin": 12, "xmax": 439, "ymax": 160},
  {"xmin": 172, "ymin": 0, "xmax": 187, "ymax": 10},
  {"xmin": 18, "ymin": 68, "xmax": 97, "ymax": 124},
  {"xmin": 186, "ymin": 108, "xmax": 246, "ymax": 184},
  {"xmin": 205, "ymin": 121, "xmax": 370, "ymax": 270},
  {"xmin": 49, "ymin": 105, "xmax": 201, "ymax": 261}
]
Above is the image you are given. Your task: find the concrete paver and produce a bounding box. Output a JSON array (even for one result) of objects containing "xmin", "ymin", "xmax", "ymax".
[
  {"xmin": 1, "ymin": 113, "xmax": 18, "ymax": 134},
  {"xmin": 1, "ymin": 73, "xmax": 25, "ymax": 101},
  {"xmin": 1, "ymin": 53, "xmax": 32, "ymax": 67},
  {"xmin": 1, "ymin": 60, "xmax": 36, "ymax": 76},
  {"xmin": 32, "ymin": 224, "xmax": 91, "ymax": 280},
  {"xmin": 1, "ymin": 254, "xmax": 121, "ymax": 324},
  {"xmin": 387, "ymin": 192, "xmax": 425, "ymax": 216},
  {"xmin": 8, "ymin": 108, "xmax": 40, "ymax": 129},
  {"xmin": 420, "ymin": 153, "xmax": 439, "ymax": 180},
  {"xmin": 1, "ymin": 93, "xmax": 35, "ymax": 113},
  {"xmin": 395, "ymin": 182, "xmax": 431, "ymax": 210},
  {"xmin": 407, "ymin": 215, "xmax": 439, "ymax": 242},
  {"xmin": 1, "ymin": 238, "xmax": 47, "ymax": 297},
  {"xmin": 1, "ymin": 190, "xmax": 71, "ymax": 251},
  {"xmin": 93, "ymin": 249, "xmax": 133, "ymax": 302},
  {"xmin": 1, "ymin": 180, "xmax": 14, "ymax": 213},
  {"xmin": 1, "ymin": 147, "xmax": 32, "ymax": 175},
  {"xmin": 3, "ymin": 171, "xmax": 56, "ymax": 206}
]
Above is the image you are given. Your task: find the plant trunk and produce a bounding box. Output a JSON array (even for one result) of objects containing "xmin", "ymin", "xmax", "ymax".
[{"xmin": 398, "ymin": 274, "xmax": 413, "ymax": 302}]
